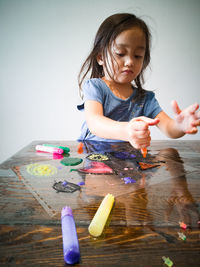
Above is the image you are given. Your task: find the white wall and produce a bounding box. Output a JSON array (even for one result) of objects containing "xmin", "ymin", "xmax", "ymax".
[{"xmin": 0, "ymin": 0, "xmax": 200, "ymax": 163}]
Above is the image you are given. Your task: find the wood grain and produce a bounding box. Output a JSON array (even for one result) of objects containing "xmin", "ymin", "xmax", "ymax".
[{"xmin": 0, "ymin": 141, "xmax": 200, "ymax": 266}]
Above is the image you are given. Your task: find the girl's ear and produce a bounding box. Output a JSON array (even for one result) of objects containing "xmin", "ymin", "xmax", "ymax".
[{"xmin": 96, "ymin": 53, "xmax": 103, "ymax": 66}]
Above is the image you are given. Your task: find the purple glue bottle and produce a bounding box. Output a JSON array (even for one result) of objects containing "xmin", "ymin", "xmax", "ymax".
[{"xmin": 61, "ymin": 206, "xmax": 80, "ymax": 264}]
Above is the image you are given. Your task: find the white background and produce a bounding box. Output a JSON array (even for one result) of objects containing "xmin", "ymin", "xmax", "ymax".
[{"xmin": 0, "ymin": 0, "xmax": 200, "ymax": 163}]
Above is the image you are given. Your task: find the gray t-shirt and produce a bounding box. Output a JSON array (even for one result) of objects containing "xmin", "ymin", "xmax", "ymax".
[{"xmin": 77, "ymin": 78, "xmax": 162, "ymax": 141}]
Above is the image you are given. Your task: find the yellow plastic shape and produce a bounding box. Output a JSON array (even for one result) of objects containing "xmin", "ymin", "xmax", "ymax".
[{"xmin": 88, "ymin": 193, "xmax": 114, "ymax": 237}]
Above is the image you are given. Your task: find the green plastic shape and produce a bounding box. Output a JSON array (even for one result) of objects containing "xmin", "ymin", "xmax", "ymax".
[{"xmin": 60, "ymin": 157, "xmax": 83, "ymax": 166}]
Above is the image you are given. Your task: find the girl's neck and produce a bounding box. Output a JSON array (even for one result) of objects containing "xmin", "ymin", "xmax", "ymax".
[{"xmin": 101, "ymin": 77, "xmax": 133, "ymax": 100}]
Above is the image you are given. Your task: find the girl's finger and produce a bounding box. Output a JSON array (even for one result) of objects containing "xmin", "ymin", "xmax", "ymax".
[
  {"xmin": 135, "ymin": 129, "xmax": 150, "ymax": 138},
  {"xmin": 196, "ymin": 111, "xmax": 200, "ymax": 119},
  {"xmin": 188, "ymin": 103, "xmax": 199, "ymax": 114},
  {"xmin": 171, "ymin": 100, "xmax": 182, "ymax": 115},
  {"xmin": 186, "ymin": 127, "xmax": 198, "ymax": 134},
  {"xmin": 129, "ymin": 120, "xmax": 148, "ymax": 131},
  {"xmin": 191, "ymin": 120, "xmax": 200, "ymax": 127},
  {"xmin": 136, "ymin": 116, "xmax": 160, "ymax": 126}
]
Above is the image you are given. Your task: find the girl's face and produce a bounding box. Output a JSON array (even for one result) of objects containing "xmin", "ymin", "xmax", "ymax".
[{"xmin": 98, "ymin": 27, "xmax": 146, "ymax": 84}]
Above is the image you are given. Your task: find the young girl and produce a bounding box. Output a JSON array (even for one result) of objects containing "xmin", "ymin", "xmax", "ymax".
[{"xmin": 77, "ymin": 13, "xmax": 200, "ymax": 149}]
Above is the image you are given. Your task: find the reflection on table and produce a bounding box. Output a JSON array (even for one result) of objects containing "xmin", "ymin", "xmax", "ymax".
[{"xmin": 0, "ymin": 140, "xmax": 199, "ymax": 266}]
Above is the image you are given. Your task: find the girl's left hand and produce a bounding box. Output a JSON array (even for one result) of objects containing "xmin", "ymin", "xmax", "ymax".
[{"xmin": 171, "ymin": 100, "xmax": 200, "ymax": 134}]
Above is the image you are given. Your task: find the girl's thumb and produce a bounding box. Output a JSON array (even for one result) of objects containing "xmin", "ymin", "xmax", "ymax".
[
  {"xmin": 171, "ymin": 100, "xmax": 181, "ymax": 115},
  {"xmin": 146, "ymin": 118, "xmax": 160, "ymax": 126}
]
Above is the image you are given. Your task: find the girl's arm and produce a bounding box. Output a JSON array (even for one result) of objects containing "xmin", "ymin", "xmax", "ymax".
[
  {"xmin": 156, "ymin": 101, "xmax": 200, "ymax": 138},
  {"xmin": 85, "ymin": 100, "xmax": 128, "ymax": 140},
  {"xmin": 85, "ymin": 100, "xmax": 159, "ymax": 149}
]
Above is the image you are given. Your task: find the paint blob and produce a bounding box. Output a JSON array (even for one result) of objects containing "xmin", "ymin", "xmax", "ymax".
[
  {"xmin": 122, "ymin": 177, "xmax": 136, "ymax": 184},
  {"xmin": 53, "ymin": 181, "xmax": 80, "ymax": 193},
  {"xmin": 27, "ymin": 163, "xmax": 57, "ymax": 176},
  {"xmin": 87, "ymin": 153, "xmax": 110, "ymax": 161},
  {"xmin": 61, "ymin": 157, "xmax": 83, "ymax": 166},
  {"xmin": 138, "ymin": 162, "xmax": 160, "ymax": 170},
  {"xmin": 112, "ymin": 151, "xmax": 136, "ymax": 160},
  {"xmin": 78, "ymin": 162, "xmax": 113, "ymax": 174}
]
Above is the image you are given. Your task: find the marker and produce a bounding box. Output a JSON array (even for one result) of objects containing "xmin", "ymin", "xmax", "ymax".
[
  {"xmin": 43, "ymin": 144, "xmax": 70, "ymax": 153},
  {"xmin": 179, "ymin": 221, "xmax": 187, "ymax": 230},
  {"xmin": 162, "ymin": 256, "xmax": 173, "ymax": 267},
  {"xmin": 141, "ymin": 147, "xmax": 147, "ymax": 158},
  {"xmin": 35, "ymin": 145, "xmax": 64, "ymax": 154},
  {"xmin": 178, "ymin": 232, "xmax": 186, "ymax": 241},
  {"xmin": 88, "ymin": 193, "xmax": 114, "ymax": 237},
  {"xmin": 61, "ymin": 206, "xmax": 80, "ymax": 264},
  {"xmin": 77, "ymin": 142, "xmax": 84, "ymax": 154}
]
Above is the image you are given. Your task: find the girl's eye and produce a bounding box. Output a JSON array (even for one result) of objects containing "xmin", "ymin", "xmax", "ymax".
[
  {"xmin": 115, "ymin": 52, "xmax": 125, "ymax": 57},
  {"xmin": 135, "ymin": 55, "xmax": 144, "ymax": 59}
]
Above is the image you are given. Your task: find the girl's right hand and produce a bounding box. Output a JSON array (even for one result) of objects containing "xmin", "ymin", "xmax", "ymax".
[
  {"xmin": 126, "ymin": 117, "xmax": 159, "ymax": 149},
  {"xmin": 171, "ymin": 100, "xmax": 200, "ymax": 134}
]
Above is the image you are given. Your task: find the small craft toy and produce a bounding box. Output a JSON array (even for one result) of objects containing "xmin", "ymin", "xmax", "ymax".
[
  {"xmin": 78, "ymin": 162, "xmax": 113, "ymax": 174},
  {"xmin": 162, "ymin": 256, "xmax": 173, "ymax": 267},
  {"xmin": 88, "ymin": 193, "xmax": 114, "ymax": 237},
  {"xmin": 77, "ymin": 181, "xmax": 85, "ymax": 186},
  {"xmin": 61, "ymin": 157, "xmax": 83, "ymax": 166},
  {"xmin": 122, "ymin": 177, "xmax": 136, "ymax": 184},
  {"xmin": 138, "ymin": 162, "xmax": 160, "ymax": 170},
  {"xmin": 87, "ymin": 153, "xmax": 109, "ymax": 161},
  {"xmin": 53, "ymin": 181, "xmax": 80, "ymax": 193},
  {"xmin": 27, "ymin": 163, "xmax": 57, "ymax": 176}
]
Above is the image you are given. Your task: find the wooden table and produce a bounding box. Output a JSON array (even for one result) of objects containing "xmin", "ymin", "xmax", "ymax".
[{"xmin": 0, "ymin": 140, "xmax": 200, "ymax": 266}]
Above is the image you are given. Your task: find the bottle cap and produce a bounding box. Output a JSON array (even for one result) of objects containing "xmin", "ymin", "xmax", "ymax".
[
  {"xmin": 64, "ymin": 247, "xmax": 80, "ymax": 264},
  {"xmin": 61, "ymin": 206, "xmax": 73, "ymax": 218}
]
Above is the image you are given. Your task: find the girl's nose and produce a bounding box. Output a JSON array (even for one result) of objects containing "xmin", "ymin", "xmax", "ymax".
[{"xmin": 124, "ymin": 56, "xmax": 134, "ymax": 67}]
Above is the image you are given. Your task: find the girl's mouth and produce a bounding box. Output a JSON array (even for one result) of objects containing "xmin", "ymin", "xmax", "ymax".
[{"xmin": 122, "ymin": 70, "xmax": 133, "ymax": 74}]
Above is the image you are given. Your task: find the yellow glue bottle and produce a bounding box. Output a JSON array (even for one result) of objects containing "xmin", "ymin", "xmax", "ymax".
[{"xmin": 88, "ymin": 193, "xmax": 114, "ymax": 237}]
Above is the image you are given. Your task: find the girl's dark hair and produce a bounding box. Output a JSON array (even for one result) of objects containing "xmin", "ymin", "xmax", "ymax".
[{"xmin": 78, "ymin": 13, "xmax": 151, "ymax": 99}]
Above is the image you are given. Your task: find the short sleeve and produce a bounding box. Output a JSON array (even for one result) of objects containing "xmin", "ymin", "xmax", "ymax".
[
  {"xmin": 143, "ymin": 91, "xmax": 162, "ymax": 118},
  {"xmin": 83, "ymin": 79, "xmax": 104, "ymax": 104}
]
